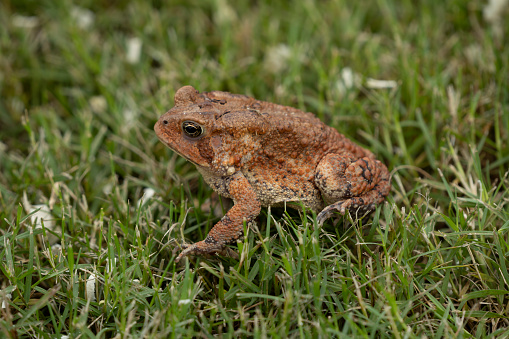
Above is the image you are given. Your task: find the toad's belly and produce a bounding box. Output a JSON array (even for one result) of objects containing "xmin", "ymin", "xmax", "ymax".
[
  {"xmin": 242, "ymin": 170, "xmax": 324, "ymax": 212},
  {"xmin": 197, "ymin": 166, "xmax": 324, "ymax": 212}
]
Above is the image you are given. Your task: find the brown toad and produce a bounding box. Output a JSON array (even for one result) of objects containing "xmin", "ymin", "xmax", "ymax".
[{"xmin": 154, "ymin": 86, "xmax": 391, "ymax": 262}]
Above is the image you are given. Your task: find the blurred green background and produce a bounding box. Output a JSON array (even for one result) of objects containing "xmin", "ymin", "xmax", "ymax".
[{"xmin": 1, "ymin": 0, "xmax": 508, "ymax": 337}]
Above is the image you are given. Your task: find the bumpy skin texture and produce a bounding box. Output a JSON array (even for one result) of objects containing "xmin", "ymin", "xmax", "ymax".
[{"xmin": 154, "ymin": 86, "xmax": 391, "ymax": 262}]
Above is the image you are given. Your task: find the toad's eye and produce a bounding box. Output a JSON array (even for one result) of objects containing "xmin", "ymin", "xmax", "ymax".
[{"xmin": 182, "ymin": 121, "xmax": 204, "ymax": 138}]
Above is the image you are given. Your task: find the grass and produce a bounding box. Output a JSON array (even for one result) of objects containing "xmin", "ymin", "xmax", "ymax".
[{"xmin": 1, "ymin": 0, "xmax": 508, "ymax": 337}]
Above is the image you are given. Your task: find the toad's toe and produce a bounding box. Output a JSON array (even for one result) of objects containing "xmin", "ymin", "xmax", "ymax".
[{"xmin": 316, "ymin": 200, "xmax": 350, "ymax": 225}]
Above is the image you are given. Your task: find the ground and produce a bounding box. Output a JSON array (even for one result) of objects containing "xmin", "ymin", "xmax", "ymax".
[{"xmin": 0, "ymin": 0, "xmax": 508, "ymax": 337}]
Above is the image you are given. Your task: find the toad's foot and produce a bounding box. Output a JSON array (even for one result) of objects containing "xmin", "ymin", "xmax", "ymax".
[
  {"xmin": 316, "ymin": 198, "xmax": 375, "ymax": 226},
  {"xmin": 175, "ymin": 238, "xmax": 223, "ymax": 263},
  {"xmin": 316, "ymin": 200, "xmax": 348, "ymax": 226},
  {"xmin": 175, "ymin": 238, "xmax": 240, "ymax": 263}
]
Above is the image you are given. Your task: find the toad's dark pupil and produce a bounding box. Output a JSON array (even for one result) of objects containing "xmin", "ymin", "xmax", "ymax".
[{"xmin": 182, "ymin": 121, "xmax": 203, "ymax": 137}]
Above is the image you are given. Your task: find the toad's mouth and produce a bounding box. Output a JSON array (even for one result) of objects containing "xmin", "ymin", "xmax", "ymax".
[
  {"xmin": 172, "ymin": 149, "xmax": 198, "ymax": 165},
  {"xmin": 156, "ymin": 136, "xmax": 209, "ymax": 168}
]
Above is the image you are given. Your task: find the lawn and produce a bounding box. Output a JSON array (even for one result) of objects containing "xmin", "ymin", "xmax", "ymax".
[{"xmin": 1, "ymin": 0, "xmax": 508, "ymax": 337}]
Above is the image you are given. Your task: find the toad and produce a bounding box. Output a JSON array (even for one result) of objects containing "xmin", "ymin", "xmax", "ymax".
[{"xmin": 154, "ymin": 86, "xmax": 391, "ymax": 262}]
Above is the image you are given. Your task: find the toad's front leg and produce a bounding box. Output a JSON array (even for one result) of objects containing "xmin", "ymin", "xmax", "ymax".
[{"xmin": 175, "ymin": 172, "xmax": 261, "ymax": 263}]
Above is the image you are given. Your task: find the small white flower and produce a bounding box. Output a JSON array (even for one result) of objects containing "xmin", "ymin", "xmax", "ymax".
[
  {"xmin": 86, "ymin": 274, "xmax": 96, "ymax": 302},
  {"xmin": 137, "ymin": 188, "xmax": 156, "ymax": 208},
  {"xmin": 51, "ymin": 243, "xmax": 62, "ymax": 254},
  {"xmin": 89, "ymin": 96, "xmax": 107, "ymax": 113},
  {"xmin": 12, "ymin": 15, "xmax": 39, "ymax": 28},
  {"xmin": 264, "ymin": 44, "xmax": 292, "ymax": 73},
  {"xmin": 335, "ymin": 67, "xmax": 362, "ymax": 97},
  {"xmin": 214, "ymin": 0, "xmax": 237, "ymax": 25},
  {"xmin": 106, "ymin": 258, "xmax": 118, "ymax": 273},
  {"xmin": 102, "ymin": 183, "xmax": 113, "ymax": 195},
  {"xmin": 483, "ymin": 0, "xmax": 509, "ymax": 39},
  {"xmin": 465, "ymin": 44, "xmax": 482, "ymax": 65},
  {"xmin": 126, "ymin": 37, "xmax": 142, "ymax": 64},
  {"xmin": 178, "ymin": 299, "xmax": 192, "ymax": 305},
  {"xmin": 483, "ymin": 0, "xmax": 508, "ymax": 23},
  {"xmin": 11, "ymin": 98, "xmax": 25, "ymax": 113},
  {"xmin": 1, "ymin": 293, "xmax": 12, "ymax": 309},
  {"xmin": 365, "ymin": 78, "xmax": 398, "ymax": 89},
  {"xmin": 70, "ymin": 7, "xmax": 94, "ymax": 30},
  {"xmin": 124, "ymin": 108, "xmax": 137, "ymax": 125},
  {"xmin": 340, "ymin": 68, "xmax": 357, "ymax": 89},
  {"xmin": 30, "ymin": 205, "xmax": 55, "ymax": 230}
]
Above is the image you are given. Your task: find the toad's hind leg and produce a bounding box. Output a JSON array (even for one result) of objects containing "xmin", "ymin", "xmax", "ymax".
[{"xmin": 314, "ymin": 153, "xmax": 390, "ymax": 225}]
